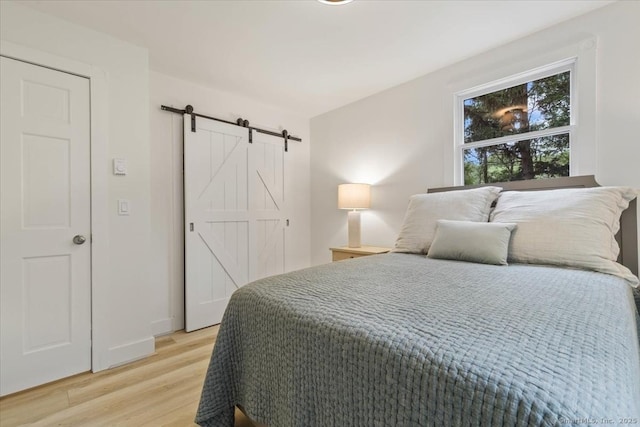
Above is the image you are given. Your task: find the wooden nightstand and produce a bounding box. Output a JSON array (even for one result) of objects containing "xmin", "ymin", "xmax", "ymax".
[{"xmin": 330, "ymin": 246, "xmax": 391, "ymax": 262}]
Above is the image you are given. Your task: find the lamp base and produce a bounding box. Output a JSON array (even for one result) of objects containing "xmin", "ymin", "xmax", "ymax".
[{"xmin": 347, "ymin": 210, "xmax": 361, "ymax": 248}]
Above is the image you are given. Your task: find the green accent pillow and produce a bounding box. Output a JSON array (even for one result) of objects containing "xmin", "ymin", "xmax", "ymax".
[{"xmin": 427, "ymin": 220, "xmax": 516, "ymax": 266}]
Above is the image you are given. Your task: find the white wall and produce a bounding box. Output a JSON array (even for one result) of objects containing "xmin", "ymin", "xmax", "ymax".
[
  {"xmin": 0, "ymin": 2, "xmax": 311, "ymax": 354},
  {"xmin": 310, "ymin": 1, "xmax": 640, "ymax": 266},
  {"xmin": 149, "ymin": 71, "xmax": 311, "ymax": 334},
  {"xmin": 1, "ymin": 2, "xmax": 154, "ymax": 368}
]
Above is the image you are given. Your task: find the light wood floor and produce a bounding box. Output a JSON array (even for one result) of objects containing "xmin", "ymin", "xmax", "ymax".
[{"xmin": 0, "ymin": 326, "xmax": 255, "ymax": 427}]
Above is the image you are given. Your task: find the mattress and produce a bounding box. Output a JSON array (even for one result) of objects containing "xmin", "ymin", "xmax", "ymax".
[{"xmin": 196, "ymin": 253, "xmax": 640, "ymax": 426}]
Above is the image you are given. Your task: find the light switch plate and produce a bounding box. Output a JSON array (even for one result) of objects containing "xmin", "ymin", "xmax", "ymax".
[
  {"xmin": 117, "ymin": 199, "xmax": 130, "ymax": 216},
  {"xmin": 113, "ymin": 158, "xmax": 127, "ymax": 175}
]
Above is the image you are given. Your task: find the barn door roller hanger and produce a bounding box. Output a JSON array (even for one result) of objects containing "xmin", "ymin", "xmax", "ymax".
[{"xmin": 161, "ymin": 104, "xmax": 301, "ymax": 152}]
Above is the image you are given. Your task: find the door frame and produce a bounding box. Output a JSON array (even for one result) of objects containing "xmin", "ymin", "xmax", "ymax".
[{"xmin": 1, "ymin": 40, "xmax": 110, "ymax": 372}]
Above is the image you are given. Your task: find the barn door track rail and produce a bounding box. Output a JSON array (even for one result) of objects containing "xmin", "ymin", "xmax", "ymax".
[{"xmin": 161, "ymin": 104, "xmax": 301, "ymax": 152}]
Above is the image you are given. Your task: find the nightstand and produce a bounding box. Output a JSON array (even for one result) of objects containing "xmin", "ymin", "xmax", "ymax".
[{"xmin": 330, "ymin": 245, "xmax": 391, "ymax": 262}]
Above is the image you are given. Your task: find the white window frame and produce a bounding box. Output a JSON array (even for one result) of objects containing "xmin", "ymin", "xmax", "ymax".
[
  {"xmin": 450, "ymin": 37, "xmax": 597, "ymax": 186},
  {"xmin": 454, "ymin": 59, "xmax": 576, "ymax": 185}
]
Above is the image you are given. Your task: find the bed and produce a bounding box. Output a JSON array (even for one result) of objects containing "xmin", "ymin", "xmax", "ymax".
[{"xmin": 196, "ymin": 176, "xmax": 640, "ymax": 427}]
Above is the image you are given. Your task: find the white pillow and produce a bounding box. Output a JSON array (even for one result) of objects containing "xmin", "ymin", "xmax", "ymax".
[
  {"xmin": 393, "ymin": 186, "xmax": 502, "ymax": 254},
  {"xmin": 427, "ymin": 220, "xmax": 517, "ymax": 265},
  {"xmin": 490, "ymin": 187, "xmax": 639, "ymax": 287}
]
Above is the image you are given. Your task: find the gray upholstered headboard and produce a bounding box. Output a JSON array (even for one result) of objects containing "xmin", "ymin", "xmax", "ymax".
[{"xmin": 428, "ymin": 175, "xmax": 638, "ymax": 276}]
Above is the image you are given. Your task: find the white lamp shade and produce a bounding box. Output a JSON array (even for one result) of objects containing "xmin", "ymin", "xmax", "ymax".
[{"xmin": 338, "ymin": 183, "xmax": 370, "ymax": 210}]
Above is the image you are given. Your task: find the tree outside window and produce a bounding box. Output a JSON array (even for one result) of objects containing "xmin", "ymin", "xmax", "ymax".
[{"xmin": 461, "ymin": 71, "xmax": 571, "ymax": 185}]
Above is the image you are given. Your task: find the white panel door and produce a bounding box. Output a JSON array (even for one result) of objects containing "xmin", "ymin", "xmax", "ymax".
[
  {"xmin": 184, "ymin": 116, "xmax": 250, "ymax": 332},
  {"xmin": 0, "ymin": 57, "xmax": 91, "ymax": 396},
  {"xmin": 252, "ymin": 132, "xmax": 287, "ymax": 280}
]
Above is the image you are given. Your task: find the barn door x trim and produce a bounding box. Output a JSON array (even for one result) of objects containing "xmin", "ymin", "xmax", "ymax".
[{"xmin": 182, "ymin": 114, "xmax": 288, "ymax": 331}]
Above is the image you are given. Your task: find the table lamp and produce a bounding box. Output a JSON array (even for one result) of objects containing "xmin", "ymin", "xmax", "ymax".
[{"xmin": 338, "ymin": 183, "xmax": 371, "ymax": 248}]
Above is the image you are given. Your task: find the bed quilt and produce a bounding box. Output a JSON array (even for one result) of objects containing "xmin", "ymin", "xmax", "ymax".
[{"xmin": 196, "ymin": 253, "xmax": 640, "ymax": 427}]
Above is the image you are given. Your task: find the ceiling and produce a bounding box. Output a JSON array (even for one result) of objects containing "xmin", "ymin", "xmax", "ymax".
[{"xmin": 19, "ymin": 0, "xmax": 613, "ymax": 118}]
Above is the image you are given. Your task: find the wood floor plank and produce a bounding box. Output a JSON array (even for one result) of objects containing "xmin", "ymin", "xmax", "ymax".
[
  {"xmin": 67, "ymin": 344, "xmax": 212, "ymax": 405},
  {"xmin": 0, "ymin": 390, "xmax": 69, "ymax": 426},
  {"xmin": 117, "ymin": 385, "xmax": 202, "ymax": 426},
  {"xmin": 24, "ymin": 360, "xmax": 210, "ymax": 426},
  {"xmin": 139, "ymin": 401, "xmax": 200, "ymax": 427},
  {"xmin": 0, "ymin": 326, "xmax": 236, "ymax": 427}
]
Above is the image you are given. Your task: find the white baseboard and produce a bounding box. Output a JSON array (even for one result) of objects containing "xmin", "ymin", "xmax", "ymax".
[
  {"xmin": 108, "ymin": 336, "xmax": 155, "ymax": 368},
  {"xmin": 151, "ymin": 317, "xmax": 173, "ymax": 337}
]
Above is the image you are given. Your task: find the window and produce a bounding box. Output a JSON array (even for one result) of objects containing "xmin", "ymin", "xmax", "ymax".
[{"xmin": 456, "ymin": 61, "xmax": 575, "ymax": 185}]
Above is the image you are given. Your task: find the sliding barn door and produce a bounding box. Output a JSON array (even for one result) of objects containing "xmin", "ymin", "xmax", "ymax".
[
  {"xmin": 184, "ymin": 117, "xmax": 250, "ymax": 332},
  {"xmin": 184, "ymin": 116, "xmax": 287, "ymax": 332},
  {"xmin": 252, "ymin": 132, "xmax": 287, "ymax": 279}
]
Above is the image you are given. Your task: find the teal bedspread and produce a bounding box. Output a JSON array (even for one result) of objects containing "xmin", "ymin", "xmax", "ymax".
[{"xmin": 196, "ymin": 253, "xmax": 640, "ymax": 426}]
